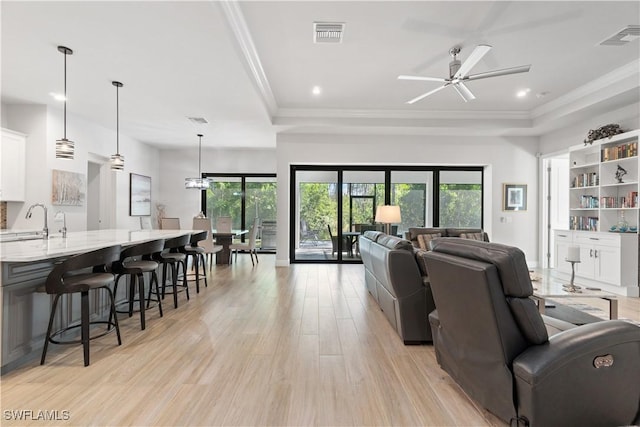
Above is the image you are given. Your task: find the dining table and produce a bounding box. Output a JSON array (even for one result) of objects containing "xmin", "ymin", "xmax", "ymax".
[{"xmin": 211, "ymin": 229, "xmax": 248, "ymax": 264}]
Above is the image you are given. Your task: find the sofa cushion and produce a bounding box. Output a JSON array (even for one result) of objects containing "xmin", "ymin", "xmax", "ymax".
[
  {"xmin": 414, "ymin": 248, "xmax": 430, "ymax": 276},
  {"xmin": 417, "ymin": 233, "xmax": 442, "ymax": 250},
  {"xmin": 459, "ymin": 232, "xmax": 485, "ymax": 241},
  {"xmin": 446, "ymin": 228, "xmax": 489, "ymax": 241},
  {"xmin": 376, "ymin": 234, "xmax": 413, "ymax": 251},
  {"xmin": 363, "ymin": 230, "xmax": 384, "ymax": 242}
]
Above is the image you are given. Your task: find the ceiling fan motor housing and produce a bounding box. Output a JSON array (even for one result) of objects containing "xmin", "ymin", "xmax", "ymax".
[{"xmin": 449, "ymin": 59, "xmax": 461, "ymax": 78}]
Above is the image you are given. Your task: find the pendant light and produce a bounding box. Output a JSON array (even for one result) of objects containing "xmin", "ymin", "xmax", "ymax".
[
  {"xmin": 110, "ymin": 81, "xmax": 124, "ymax": 171},
  {"xmin": 55, "ymin": 46, "xmax": 74, "ymax": 159},
  {"xmin": 185, "ymin": 134, "xmax": 212, "ymax": 190}
]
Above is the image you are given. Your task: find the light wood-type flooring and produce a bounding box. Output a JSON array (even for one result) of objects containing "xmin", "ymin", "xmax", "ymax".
[{"xmin": 1, "ymin": 255, "xmax": 639, "ymax": 427}]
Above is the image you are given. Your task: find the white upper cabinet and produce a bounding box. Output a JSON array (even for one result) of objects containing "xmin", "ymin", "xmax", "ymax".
[{"xmin": 0, "ymin": 128, "xmax": 27, "ymax": 202}]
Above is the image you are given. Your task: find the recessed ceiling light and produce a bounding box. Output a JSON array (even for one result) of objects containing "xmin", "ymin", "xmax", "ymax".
[
  {"xmin": 536, "ymin": 91, "xmax": 550, "ymax": 99},
  {"xmin": 49, "ymin": 92, "xmax": 66, "ymax": 101},
  {"xmin": 312, "ymin": 86, "xmax": 322, "ymax": 96},
  {"xmin": 516, "ymin": 88, "xmax": 531, "ymax": 98}
]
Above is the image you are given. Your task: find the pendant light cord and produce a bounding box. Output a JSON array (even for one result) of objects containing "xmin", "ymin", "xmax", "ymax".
[
  {"xmin": 63, "ymin": 50, "xmax": 67, "ymax": 139},
  {"xmin": 116, "ymin": 85, "xmax": 119, "ymax": 154},
  {"xmin": 198, "ymin": 135, "xmax": 202, "ymax": 178}
]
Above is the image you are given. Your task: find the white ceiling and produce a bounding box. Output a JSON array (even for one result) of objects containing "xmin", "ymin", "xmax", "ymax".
[{"xmin": 2, "ymin": 1, "xmax": 639, "ymax": 150}]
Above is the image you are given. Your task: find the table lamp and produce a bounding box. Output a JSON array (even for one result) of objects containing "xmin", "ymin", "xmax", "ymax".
[
  {"xmin": 375, "ymin": 205, "xmax": 401, "ymax": 235},
  {"xmin": 563, "ymin": 246, "xmax": 581, "ymax": 292}
]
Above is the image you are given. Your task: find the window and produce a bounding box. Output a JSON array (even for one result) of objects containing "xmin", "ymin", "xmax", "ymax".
[{"xmin": 438, "ymin": 170, "xmax": 483, "ymax": 228}]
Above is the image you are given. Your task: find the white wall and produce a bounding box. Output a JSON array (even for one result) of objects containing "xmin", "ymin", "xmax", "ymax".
[
  {"xmin": 2, "ymin": 103, "xmax": 160, "ymax": 231},
  {"xmin": 158, "ymin": 147, "xmax": 276, "ymax": 229},
  {"xmin": 276, "ymin": 133, "xmax": 540, "ymax": 266}
]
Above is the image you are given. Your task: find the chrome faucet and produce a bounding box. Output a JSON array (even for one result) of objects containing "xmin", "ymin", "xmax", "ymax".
[
  {"xmin": 25, "ymin": 203, "xmax": 48, "ymax": 239},
  {"xmin": 56, "ymin": 210, "xmax": 67, "ymax": 238}
]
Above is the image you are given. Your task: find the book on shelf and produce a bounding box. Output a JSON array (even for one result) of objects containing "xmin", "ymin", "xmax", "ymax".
[
  {"xmin": 601, "ymin": 141, "xmax": 638, "ymax": 162},
  {"xmin": 569, "ymin": 215, "xmax": 599, "ymax": 231},
  {"xmin": 571, "ymin": 172, "xmax": 598, "ymax": 188}
]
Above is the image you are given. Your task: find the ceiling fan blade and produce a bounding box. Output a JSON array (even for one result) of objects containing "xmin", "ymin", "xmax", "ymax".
[
  {"xmin": 454, "ymin": 44, "xmax": 492, "ymax": 78},
  {"xmin": 406, "ymin": 84, "xmax": 448, "ymax": 104},
  {"xmin": 398, "ymin": 75, "xmax": 447, "ymax": 82},
  {"xmin": 465, "ymin": 64, "xmax": 531, "ymax": 81},
  {"xmin": 452, "ymin": 82, "xmax": 476, "ymax": 102}
]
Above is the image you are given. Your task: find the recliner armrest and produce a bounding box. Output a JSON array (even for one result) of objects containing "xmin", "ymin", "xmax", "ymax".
[
  {"xmin": 512, "ymin": 320, "xmax": 640, "ymax": 426},
  {"xmin": 513, "ymin": 320, "xmax": 640, "ymax": 384}
]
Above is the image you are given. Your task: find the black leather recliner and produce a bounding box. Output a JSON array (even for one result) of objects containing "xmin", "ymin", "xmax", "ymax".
[{"xmin": 423, "ymin": 238, "xmax": 640, "ymax": 427}]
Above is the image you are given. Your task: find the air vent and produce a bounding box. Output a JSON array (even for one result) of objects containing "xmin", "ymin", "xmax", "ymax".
[
  {"xmin": 599, "ymin": 25, "xmax": 640, "ymax": 46},
  {"xmin": 187, "ymin": 117, "xmax": 209, "ymax": 125},
  {"xmin": 314, "ymin": 22, "xmax": 344, "ymax": 43}
]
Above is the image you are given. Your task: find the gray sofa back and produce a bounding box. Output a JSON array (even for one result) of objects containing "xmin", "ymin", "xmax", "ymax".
[{"xmin": 360, "ymin": 231, "xmax": 434, "ymax": 343}]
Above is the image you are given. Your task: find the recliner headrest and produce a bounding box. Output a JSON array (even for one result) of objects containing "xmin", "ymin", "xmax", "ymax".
[{"xmin": 429, "ymin": 238, "xmax": 533, "ymax": 297}]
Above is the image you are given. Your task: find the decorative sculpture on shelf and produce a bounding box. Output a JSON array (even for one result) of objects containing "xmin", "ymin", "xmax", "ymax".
[
  {"xmin": 583, "ymin": 123, "xmax": 624, "ymax": 145},
  {"xmin": 615, "ymin": 165, "xmax": 628, "ymax": 183}
]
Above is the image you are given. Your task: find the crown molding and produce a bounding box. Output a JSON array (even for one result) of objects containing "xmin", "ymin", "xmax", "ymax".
[{"xmin": 218, "ymin": 0, "xmax": 278, "ymax": 118}]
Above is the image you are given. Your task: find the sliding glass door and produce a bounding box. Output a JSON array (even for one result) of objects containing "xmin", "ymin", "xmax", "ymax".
[
  {"xmin": 291, "ymin": 165, "xmax": 484, "ymax": 263},
  {"xmin": 202, "ymin": 173, "xmax": 277, "ymax": 252}
]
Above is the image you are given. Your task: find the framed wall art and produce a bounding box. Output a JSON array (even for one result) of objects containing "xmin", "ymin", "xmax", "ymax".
[
  {"xmin": 52, "ymin": 169, "xmax": 86, "ymax": 206},
  {"xmin": 129, "ymin": 173, "xmax": 151, "ymax": 216},
  {"xmin": 503, "ymin": 184, "xmax": 527, "ymax": 211}
]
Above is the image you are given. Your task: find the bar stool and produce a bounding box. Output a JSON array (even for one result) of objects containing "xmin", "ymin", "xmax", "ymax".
[
  {"xmin": 110, "ymin": 239, "xmax": 165, "ymax": 330},
  {"xmin": 182, "ymin": 231, "xmax": 208, "ymax": 293},
  {"xmin": 153, "ymin": 234, "xmax": 190, "ymax": 309},
  {"xmin": 41, "ymin": 245, "xmax": 122, "ymax": 367}
]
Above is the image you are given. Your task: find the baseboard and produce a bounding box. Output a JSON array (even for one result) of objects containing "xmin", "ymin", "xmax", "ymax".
[{"xmin": 275, "ymin": 259, "xmax": 290, "ymax": 267}]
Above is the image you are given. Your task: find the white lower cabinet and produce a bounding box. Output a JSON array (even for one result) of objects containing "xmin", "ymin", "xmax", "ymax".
[{"xmin": 553, "ymin": 230, "xmax": 638, "ymax": 296}]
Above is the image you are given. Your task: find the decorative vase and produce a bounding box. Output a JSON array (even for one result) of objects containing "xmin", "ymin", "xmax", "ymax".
[{"xmin": 617, "ymin": 211, "xmax": 629, "ymax": 232}]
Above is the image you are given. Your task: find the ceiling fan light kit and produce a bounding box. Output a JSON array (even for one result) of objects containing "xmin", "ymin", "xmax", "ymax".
[{"xmin": 398, "ymin": 44, "xmax": 531, "ymax": 104}]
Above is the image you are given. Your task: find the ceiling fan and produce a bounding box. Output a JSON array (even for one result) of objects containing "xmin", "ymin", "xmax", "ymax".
[{"xmin": 398, "ymin": 45, "xmax": 531, "ymax": 104}]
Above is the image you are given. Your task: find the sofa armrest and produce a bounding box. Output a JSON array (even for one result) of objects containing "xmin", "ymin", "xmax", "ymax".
[
  {"xmin": 512, "ymin": 320, "xmax": 640, "ymax": 425},
  {"xmin": 514, "ymin": 320, "xmax": 640, "ymax": 383}
]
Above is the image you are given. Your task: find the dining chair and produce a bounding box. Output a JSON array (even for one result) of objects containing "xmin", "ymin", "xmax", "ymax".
[
  {"xmin": 229, "ymin": 223, "xmax": 258, "ymax": 265},
  {"xmin": 139, "ymin": 216, "xmax": 153, "ymax": 230},
  {"xmin": 216, "ymin": 216, "xmax": 232, "ymax": 233},
  {"xmin": 192, "ymin": 217, "xmax": 223, "ymax": 270},
  {"xmin": 160, "ymin": 217, "xmax": 180, "ymax": 230}
]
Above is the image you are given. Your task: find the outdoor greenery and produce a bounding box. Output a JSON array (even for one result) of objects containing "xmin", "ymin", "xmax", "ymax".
[
  {"xmin": 205, "ymin": 180, "xmax": 277, "ymax": 230},
  {"xmin": 439, "ymin": 183, "xmax": 482, "ymax": 227}
]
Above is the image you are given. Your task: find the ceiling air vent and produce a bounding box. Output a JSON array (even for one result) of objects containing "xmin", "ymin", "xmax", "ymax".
[
  {"xmin": 187, "ymin": 117, "xmax": 209, "ymax": 125},
  {"xmin": 314, "ymin": 22, "xmax": 344, "ymax": 43},
  {"xmin": 599, "ymin": 25, "xmax": 640, "ymax": 46}
]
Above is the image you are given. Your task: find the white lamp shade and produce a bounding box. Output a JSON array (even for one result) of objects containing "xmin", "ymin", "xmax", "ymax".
[
  {"xmin": 375, "ymin": 205, "xmax": 401, "ymax": 224},
  {"xmin": 566, "ymin": 246, "xmax": 581, "ymax": 262}
]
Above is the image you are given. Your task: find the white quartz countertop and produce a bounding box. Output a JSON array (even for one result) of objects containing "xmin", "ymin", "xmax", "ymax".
[{"xmin": 0, "ymin": 229, "xmax": 191, "ymax": 262}]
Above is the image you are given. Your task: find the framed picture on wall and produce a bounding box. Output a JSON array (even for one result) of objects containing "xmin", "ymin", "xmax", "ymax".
[
  {"xmin": 503, "ymin": 184, "xmax": 527, "ymax": 211},
  {"xmin": 52, "ymin": 169, "xmax": 86, "ymax": 206},
  {"xmin": 130, "ymin": 173, "xmax": 151, "ymax": 216}
]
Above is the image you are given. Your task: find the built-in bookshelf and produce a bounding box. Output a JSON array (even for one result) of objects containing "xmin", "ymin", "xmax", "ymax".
[{"xmin": 568, "ymin": 129, "xmax": 639, "ymax": 232}]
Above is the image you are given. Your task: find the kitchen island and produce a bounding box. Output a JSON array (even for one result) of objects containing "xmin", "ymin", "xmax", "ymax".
[{"xmin": 0, "ymin": 229, "xmax": 191, "ymax": 372}]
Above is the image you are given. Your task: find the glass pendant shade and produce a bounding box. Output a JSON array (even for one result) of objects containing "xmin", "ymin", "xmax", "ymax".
[
  {"xmin": 185, "ymin": 134, "xmax": 212, "ymax": 190},
  {"xmin": 110, "ymin": 81, "xmax": 124, "ymax": 171},
  {"xmin": 55, "ymin": 46, "xmax": 74, "ymax": 160}
]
